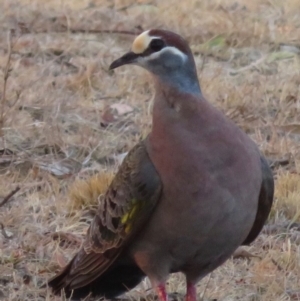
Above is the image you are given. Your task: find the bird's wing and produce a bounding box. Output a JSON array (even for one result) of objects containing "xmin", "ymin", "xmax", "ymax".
[
  {"xmin": 242, "ymin": 155, "xmax": 274, "ymax": 245},
  {"xmin": 49, "ymin": 140, "xmax": 162, "ymax": 291}
]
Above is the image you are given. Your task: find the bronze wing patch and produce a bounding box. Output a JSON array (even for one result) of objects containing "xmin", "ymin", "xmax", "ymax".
[{"xmin": 48, "ymin": 141, "xmax": 162, "ymax": 292}]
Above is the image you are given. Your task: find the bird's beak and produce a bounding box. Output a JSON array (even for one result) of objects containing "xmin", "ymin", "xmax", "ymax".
[{"xmin": 109, "ymin": 51, "xmax": 140, "ymax": 70}]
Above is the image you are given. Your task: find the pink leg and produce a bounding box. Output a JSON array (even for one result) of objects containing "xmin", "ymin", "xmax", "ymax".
[
  {"xmin": 185, "ymin": 282, "xmax": 197, "ymax": 301},
  {"xmin": 156, "ymin": 283, "xmax": 168, "ymax": 301}
]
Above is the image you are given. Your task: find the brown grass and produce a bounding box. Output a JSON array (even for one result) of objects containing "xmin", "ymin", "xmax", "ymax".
[{"xmin": 0, "ymin": 0, "xmax": 300, "ymax": 300}]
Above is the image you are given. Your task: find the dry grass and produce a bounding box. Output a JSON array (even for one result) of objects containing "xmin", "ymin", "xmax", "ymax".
[{"xmin": 0, "ymin": 0, "xmax": 300, "ymax": 300}]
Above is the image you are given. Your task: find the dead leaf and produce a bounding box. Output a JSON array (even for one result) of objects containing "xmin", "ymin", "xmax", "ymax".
[
  {"xmin": 101, "ymin": 103, "xmax": 134, "ymax": 127},
  {"xmin": 0, "ymin": 223, "xmax": 13, "ymax": 239},
  {"xmin": 54, "ymin": 251, "xmax": 67, "ymax": 268},
  {"xmin": 267, "ymin": 51, "xmax": 295, "ymax": 63},
  {"xmin": 36, "ymin": 158, "xmax": 82, "ymax": 178},
  {"xmin": 101, "ymin": 106, "xmax": 117, "ymax": 126},
  {"xmin": 113, "ymin": 152, "xmax": 128, "ymax": 165},
  {"xmin": 110, "ymin": 103, "xmax": 134, "ymax": 115},
  {"xmin": 280, "ymin": 44, "xmax": 300, "ymax": 54}
]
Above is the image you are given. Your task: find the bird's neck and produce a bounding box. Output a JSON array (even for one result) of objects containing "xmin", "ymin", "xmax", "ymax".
[
  {"xmin": 149, "ymin": 79, "xmax": 204, "ymax": 150},
  {"xmin": 153, "ymin": 68, "xmax": 201, "ymax": 96},
  {"xmin": 153, "ymin": 77, "xmax": 202, "ymax": 113}
]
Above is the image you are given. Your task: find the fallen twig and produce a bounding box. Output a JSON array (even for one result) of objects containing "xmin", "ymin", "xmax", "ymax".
[
  {"xmin": 200, "ymin": 272, "xmax": 212, "ymax": 301},
  {"xmin": 69, "ymin": 28, "xmax": 142, "ymax": 35},
  {"xmin": 0, "ymin": 186, "xmax": 20, "ymax": 207},
  {"xmin": 228, "ymin": 55, "xmax": 267, "ymax": 75},
  {"xmin": 232, "ymin": 247, "xmax": 261, "ymax": 259},
  {"xmin": 116, "ymin": 2, "xmax": 154, "ymax": 11},
  {"xmin": 271, "ymin": 258, "xmax": 283, "ymax": 271},
  {"xmin": 23, "ymin": 27, "xmax": 142, "ymax": 36},
  {"xmin": 269, "ymin": 157, "xmax": 290, "ymax": 169},
  {"xmin": 0, "ymin": 31, "xmax": 13, "ymax": 135}
]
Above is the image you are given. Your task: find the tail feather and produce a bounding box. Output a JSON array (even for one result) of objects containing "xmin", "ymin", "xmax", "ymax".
[{"xmin": 48, "ymin": 253, "xmax": 145, "ymax": 300}]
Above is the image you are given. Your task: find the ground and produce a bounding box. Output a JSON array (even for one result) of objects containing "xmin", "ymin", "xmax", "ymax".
[{"xmin": 0, "ymin": 0, "xmax": 300, "ymax": 300}]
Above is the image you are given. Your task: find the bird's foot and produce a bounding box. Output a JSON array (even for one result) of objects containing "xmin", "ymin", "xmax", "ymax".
[
  {"xmin": 156, "ymin": 283, "xmax": 168, "ymax": 301},
  {"xmin": 185, "ymin": 282, "xmax": 197, "ymax": 301}
]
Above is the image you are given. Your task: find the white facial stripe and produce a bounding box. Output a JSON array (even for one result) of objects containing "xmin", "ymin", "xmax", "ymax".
[{"xmin": 145, "ymin": 46, "xmax": 187, "ymax": 61}]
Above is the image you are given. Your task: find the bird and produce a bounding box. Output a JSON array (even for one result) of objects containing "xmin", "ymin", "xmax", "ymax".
[{"xmin": 47, "ymin": 29, "xmax": 274, "ymax": 301}]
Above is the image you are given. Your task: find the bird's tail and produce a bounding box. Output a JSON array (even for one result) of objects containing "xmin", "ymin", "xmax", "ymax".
[{"xmin": 47, "ymin": 251, "xmax": 145, "ymax": 300}]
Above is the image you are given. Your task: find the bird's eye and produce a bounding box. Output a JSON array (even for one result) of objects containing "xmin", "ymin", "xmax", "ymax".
[{"xmin": 149, "ymin": 39, "xmax": 165, "ymax": 52}]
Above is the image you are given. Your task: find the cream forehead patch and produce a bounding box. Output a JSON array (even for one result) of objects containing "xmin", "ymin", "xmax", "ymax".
[{"xmin": 132, "ymin": 30, "xmax": 153, "ymax": 54}]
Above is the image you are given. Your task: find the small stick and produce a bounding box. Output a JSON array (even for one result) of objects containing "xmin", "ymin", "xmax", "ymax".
[
  {"xmin": 0, "ymin": 30, "xmax": 13, "ymax": 135},
  {"xmin": 200, "ymin": 272, "xmax": 212, "ymax": 301},
  {"xmin": 199, "ymin": 54, "xmax": 206, "ymax": 74},
  {"xmin": 69, "ymin": 28, "xmax": 142, "ymax": 35},
  {"xmin": 23, "ymin": 27, "xmax": 142, "ymax": 36},
  {"xmin": 0, "ymin": 186, "xmax": 20, "ymax": 207},
  {"xmin": 271, "ymin": 258, "xmax": 283, "ymax": 271}
]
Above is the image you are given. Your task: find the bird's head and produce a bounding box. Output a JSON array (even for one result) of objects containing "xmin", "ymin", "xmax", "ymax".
[{"xmin": 109, "ymin": 29, "xmax": 201, "ymax": 94}]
